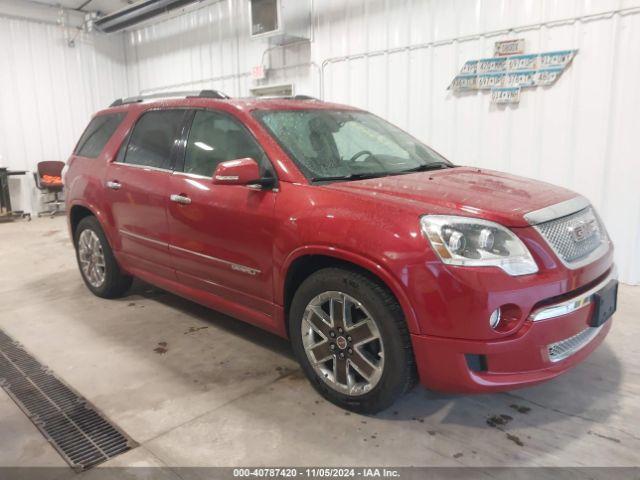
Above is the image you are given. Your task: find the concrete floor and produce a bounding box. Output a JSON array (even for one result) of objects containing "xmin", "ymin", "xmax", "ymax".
[{"xmin": 1, "ymin": 216, "xmax": 639, "ymax": 474}]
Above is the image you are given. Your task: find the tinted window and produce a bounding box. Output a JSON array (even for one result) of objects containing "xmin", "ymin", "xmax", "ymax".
[
  {"xmin": 183, "ymin": 110, "xmax": 268, "ymax": 177},
  {"xmin": 75, "ymin": 113, "xmax": 125, "ymax": 158},
  {"xmin": 123, "ymin": 110, "xmax": 186, "ymax": 169}
]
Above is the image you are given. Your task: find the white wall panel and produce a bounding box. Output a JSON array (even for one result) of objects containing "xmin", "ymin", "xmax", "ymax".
[
  {"xmin": 124, "ymin": 0, "xmax": 317, "ymax": 97},
  {"xmin": 89, "ymin": 0, "xmax": 640, "ymax": 283},
  {"xmin": 1, "ymin": 1, "xmax": 635, "ymax": 281},
  {"xmin": 0, "ymin": 16, "xmax": 127, "ymax": 214},
  {"xmin": 319, "ymin": 2, "xmax": 640, "ymax": 284},
  {"xmin": 324, "ymin": 2, "xmax": 639, "ymax": 286}
]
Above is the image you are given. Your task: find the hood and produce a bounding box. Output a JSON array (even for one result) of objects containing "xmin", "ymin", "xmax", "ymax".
[{"xmin": 323, "ymin": 167, "xmax": 578, "ymax": 227}]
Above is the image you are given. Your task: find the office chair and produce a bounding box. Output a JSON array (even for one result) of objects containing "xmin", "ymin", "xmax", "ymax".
[{"xmin": 34, "ymin": 161, "xmax": 65, "ymax": 218}]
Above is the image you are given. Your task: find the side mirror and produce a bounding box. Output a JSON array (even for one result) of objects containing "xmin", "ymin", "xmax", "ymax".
[{"xmin": 212, "ymin": 158, "xmax": 274, "ymax": 189}]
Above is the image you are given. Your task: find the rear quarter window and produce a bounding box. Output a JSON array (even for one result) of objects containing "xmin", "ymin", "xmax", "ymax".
[{"xmin": 74, "ymin": 112, "xmax": 126, "ymax": 158}]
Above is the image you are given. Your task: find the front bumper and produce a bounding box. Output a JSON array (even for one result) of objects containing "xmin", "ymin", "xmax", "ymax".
[{"xmin": 411, "ymin": 267, "xmax": 616, "ymax": 393}]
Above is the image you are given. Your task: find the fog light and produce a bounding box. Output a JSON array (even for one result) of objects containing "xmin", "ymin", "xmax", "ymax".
[{"xmin": 489, "ymin": 308, "xmax": 502, "ymax": 329}]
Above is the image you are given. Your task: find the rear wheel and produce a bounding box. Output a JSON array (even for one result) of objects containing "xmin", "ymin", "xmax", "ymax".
[
  {"xmin": 74, "ymin": 216, "xmax": 132, "ymax": 298},
  {"xmin": 289, "ymin": 268, "xmax": 416, "ymax": 413}
]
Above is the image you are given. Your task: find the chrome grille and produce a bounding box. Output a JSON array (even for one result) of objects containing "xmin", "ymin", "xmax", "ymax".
[
  {"xmin": 535, "ymin": 207, "xmax": 605, "ymax": 265},
  {"xmin": 547, "ymin": 326, "xmax": 602, "ymax": 362}
]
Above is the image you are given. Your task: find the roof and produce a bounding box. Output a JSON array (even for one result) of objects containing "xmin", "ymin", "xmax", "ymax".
[
  {"xmin": 226, "ymin": 97, "xmax": 359, "ymax": 111},
  {"xmin": 99, "ymin": 91, "xmax": 360, "ymax": 116}
]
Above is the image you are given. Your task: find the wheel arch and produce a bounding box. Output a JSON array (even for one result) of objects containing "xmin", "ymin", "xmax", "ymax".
[
  {"xmin": 280, "ymin": 247, "xmax": 421, "ymax": 335},
  {"xmin": 69, "ymin": 204, "xmax": 95, "ymax": 237},
  {"xmin": 67, "ymin": 201, "xmax": 119, "ymax": 251}
]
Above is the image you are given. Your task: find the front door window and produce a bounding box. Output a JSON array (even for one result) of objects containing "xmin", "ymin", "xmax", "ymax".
[{"xmin": 183, "ymin": 110, "xmax": 268, "ymax": 177}]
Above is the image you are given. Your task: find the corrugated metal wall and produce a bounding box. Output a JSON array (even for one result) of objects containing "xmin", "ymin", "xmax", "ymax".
[
  {"xmin": 318, "ymin": 1, "xmax": 640, "ymax": 285},
  {"xmin": 0, "ymin": 16, "xmax": 127, "ymax": 213},
  {"xmin": 123, "ymin": 0, "xmax": 640, "ymax": 284},
  {"xmin": 1, "ymin": 1, "xmax": 637, "ymax": 284},
  {"xmin": 124, "ymin": 0, "xmax": 312, "ymax": 97}
]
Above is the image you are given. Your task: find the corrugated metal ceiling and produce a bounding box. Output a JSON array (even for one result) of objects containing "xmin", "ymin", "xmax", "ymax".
[{"xmin": 28, "ymin": 0, "xmax": 134, "ymax": 15}]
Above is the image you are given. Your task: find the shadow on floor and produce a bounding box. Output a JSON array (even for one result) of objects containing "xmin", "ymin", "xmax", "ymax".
[
  {"xmin": 117, "ymin": 280, "xmax": 623, "ymax": 433},
  {"xmin": 22, "ymin": 270, "xmax": 624, "ymax": 444},
  {"xmin": 121, "ymin": 279, "xmax": 295, "ymax": 361}
]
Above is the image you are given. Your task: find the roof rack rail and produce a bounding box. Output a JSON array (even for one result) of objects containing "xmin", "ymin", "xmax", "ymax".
[
  {"xmin": 109, "ymin": 89, "xmax": 230, "ymax": 107},
  {"xmin": 244, "ymin": 95, "xmax": 321, "ymax": 101},
  {"xmin": 291, "ymin": 95, "xmax": 319, "ymax": 101},
  {"xmin": 193, "ymin": 90, "xmax": 231, "ymax": 99}
]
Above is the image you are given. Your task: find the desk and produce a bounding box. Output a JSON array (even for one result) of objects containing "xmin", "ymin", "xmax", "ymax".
[{"xmin": 0, "ymin": 167, "xmax": 29, "ymax": 222}]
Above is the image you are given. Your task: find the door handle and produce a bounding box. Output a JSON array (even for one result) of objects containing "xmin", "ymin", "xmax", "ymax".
[
  {"xmin": 106, "ymin": 180, "xmax": 122, "ymax": 190},
  {"xmin": 170, "ymin": 194, "xmax": 191, "ymax": 205}
]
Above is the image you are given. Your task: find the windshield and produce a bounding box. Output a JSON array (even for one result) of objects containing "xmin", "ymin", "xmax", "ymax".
[{"xmin": 253, "ymin": 109, "xmax": 452, "ymax": 181}]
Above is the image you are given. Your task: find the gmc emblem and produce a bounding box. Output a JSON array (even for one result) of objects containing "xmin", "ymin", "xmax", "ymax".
[{"xmin": 569, "ymin": 219, "xmax": 598, "ymax": 243}]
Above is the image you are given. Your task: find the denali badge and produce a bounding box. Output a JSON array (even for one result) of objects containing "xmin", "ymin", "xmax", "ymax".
[
  {"xmin": 230, "ymin": 264, "xmax": 260, "ymax": 276},
  {"xmin": 569, "ymin": 219, "xmax": 598, "ymax": 243}
]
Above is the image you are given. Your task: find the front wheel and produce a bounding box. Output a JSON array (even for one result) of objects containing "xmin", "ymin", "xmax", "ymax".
[
  {"xmin": 289, "ymin": 268, "xmax": 417, "ymax": 414},
  {"xmin": 74, "ymin": 216, "xmax": 132, "ymax": 298}
]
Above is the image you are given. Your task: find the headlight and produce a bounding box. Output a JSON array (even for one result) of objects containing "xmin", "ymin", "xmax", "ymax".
[{"xmin": 420, "ymin": 215, "xmax": 538, "ymax": 276}]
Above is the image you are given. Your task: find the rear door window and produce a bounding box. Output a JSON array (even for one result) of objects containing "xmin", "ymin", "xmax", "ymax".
[
  {"xmin": 123, "ymin": 110, "xmax": 186, "ymax": 170},
  {"xmin": 75, "ymin": 113, "xmax": 126, "ymax": 158}
]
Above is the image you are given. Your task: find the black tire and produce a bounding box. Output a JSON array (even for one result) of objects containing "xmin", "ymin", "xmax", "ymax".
[
  {"xmin": 74, "ymin": 216, "xmax": 132, "ymax": 298},
  {"xmin": 289, "ymin": 267, "xmax": 417, "ymax": 414}
]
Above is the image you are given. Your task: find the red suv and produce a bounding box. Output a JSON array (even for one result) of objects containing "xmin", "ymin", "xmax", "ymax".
[{"xmin": 65, "ymin": 90, "xmax": 617, "ymax": 413}]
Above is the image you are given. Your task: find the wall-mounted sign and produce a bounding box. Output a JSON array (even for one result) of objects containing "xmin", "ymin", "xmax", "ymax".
[
  {"xmin": 478, "ymin": 73, "xmax": 505, "ymax": 90},
  {"xmin": 449, "ymin": 74, "xmax": 477, "ymax": 91},
  {"xmin": 251, "ymin": 64, "xmax": 267, "ymax": 80},
  {"xmin": 539, "ymin": 50, "xmax": 575, "ymax": 68},
  {"xmin": 478, "ymin": 57, "xmax": 507, "ymax": 74},
  {"xmin": 494, "ymin": 38, "xmax": 525, "ymax": 57},
  {"xmin": 448, "ymin": 40, "xmax": 578, "ymax": 105},
  {"xmin": 505, "ymin": 54, "xmax": 537, "ymax": 71},
  {"xmin": 535, "ymin": 67, "xmax": 564, "ymax": 86},
  {"xmin": 505, "ymin": 70, "xmax": 536, "ymax": 87},
  {"xmin": 460, "ymin": 60, "xmax": 477, "ymax": 75},
  {"xmin": 491, "ymin": 86, "xmax": 521, "ymax": 104}
]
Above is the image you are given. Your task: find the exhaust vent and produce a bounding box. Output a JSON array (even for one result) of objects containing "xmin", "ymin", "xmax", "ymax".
[{"xmin": 249, "ymin": 0, "xmax": 310, "ymax": 45}]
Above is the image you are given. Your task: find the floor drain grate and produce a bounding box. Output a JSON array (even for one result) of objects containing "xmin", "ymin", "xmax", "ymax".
[{"xmin": 0, "ymin": 330, "xmax": 135, "ymax": 470}]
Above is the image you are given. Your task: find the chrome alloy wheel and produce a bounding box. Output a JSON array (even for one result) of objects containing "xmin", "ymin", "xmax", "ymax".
[
  {"xmin": 301, "ymin": 291, "xmax": 384, "ymax": 396},
  {"xmin": 78, "ymin": 230, "xmax": 106, "ymax": 288}
]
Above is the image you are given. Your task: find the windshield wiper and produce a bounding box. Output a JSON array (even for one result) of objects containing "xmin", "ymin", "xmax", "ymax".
[
  {"xmin": 311, "ymin": 172, "xmax": 390, "ymax": 182},
  {"xmin": 393, "ymin": 162, "xmax": 454, "ymax": 174},
  {"xmin": 310, "ymin": 162, "xmax": 454, "ymax": 182}
]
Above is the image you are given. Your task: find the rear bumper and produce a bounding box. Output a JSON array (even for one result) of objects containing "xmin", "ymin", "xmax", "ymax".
[{"xmin": 411, "ymin": 267, "xmax": 616, "ymax": 393}]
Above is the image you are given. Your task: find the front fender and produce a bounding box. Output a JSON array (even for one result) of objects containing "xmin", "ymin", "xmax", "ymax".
[{"xmin": 279, "ymin": 245, "xmax": 422, "ymax": 335}]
